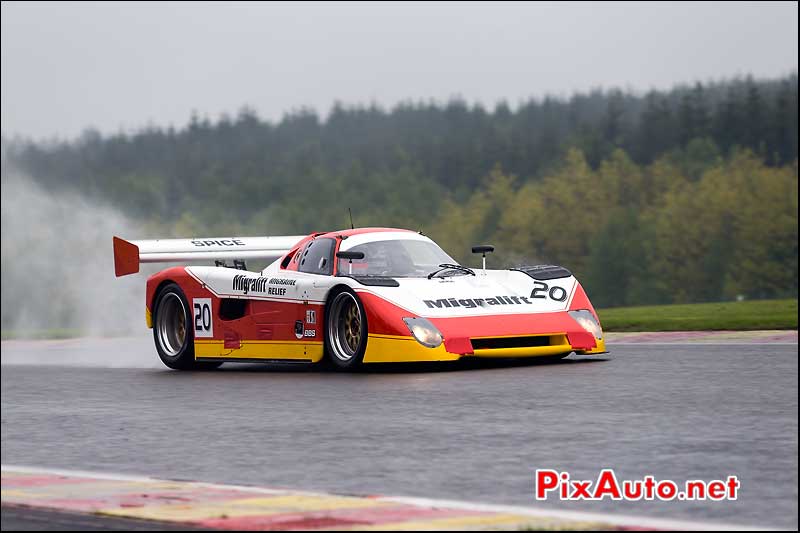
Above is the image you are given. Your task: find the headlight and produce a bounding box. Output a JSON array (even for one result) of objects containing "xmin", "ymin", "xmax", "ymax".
[
  {"xmin": 403, "ymin": 317, "xmax": 443, "ymax": 348},
  {"xmin": 568, "ymin": 310, "xmax": 603, "ymax": 340}
]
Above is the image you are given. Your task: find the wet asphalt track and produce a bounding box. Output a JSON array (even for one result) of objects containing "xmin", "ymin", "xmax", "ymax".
[{"xmin": 1, "ymin": 338, "xmax": 798, "ymax": 529}]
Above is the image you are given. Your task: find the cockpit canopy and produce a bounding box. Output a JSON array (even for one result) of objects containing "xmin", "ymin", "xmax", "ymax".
[{"xmin": 337, "ymin": 234, "xmax": 457, "ymax": 278}]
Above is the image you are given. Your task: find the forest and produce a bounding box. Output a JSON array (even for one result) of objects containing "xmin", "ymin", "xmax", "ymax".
[{"xmin": 3, "ymin": 74, "xmax": 798, "ymax": 307}]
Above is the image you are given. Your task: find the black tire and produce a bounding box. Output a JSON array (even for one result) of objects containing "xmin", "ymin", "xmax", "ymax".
[
  {"xmin": 152, "ymin": 283, "xmax": 221, "ymax": 370},
  {"xmin": 324, "ymin": 287, "xmax": 368, "ymax": 370}
]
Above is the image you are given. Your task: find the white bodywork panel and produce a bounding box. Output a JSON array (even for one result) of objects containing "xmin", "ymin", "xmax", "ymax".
[
  {"xmin": 337, "ymin": 231, "xmax": 434, "ymax": 252},
  {"xmin": 357, "ymin": 272, "xmax": 577, "ymax": 318},
  {"xmin": 132, "ymin": 236, "xmax": 305, "ymax": 264},
  {"xmin": 186, "ymin": 266, "xmax": 354, "ymax": 306}
]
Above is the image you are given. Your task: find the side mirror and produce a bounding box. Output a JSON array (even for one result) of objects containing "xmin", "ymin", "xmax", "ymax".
[
  {"xmin": 471, "ymin": 245, "xmax": 495, "ymax": 254},
  {"xmin": 336, "ymin": 251, "xmax": 365, "ymax": 260},
  {"xmin": 471, "ymin": 245, "xmax": 494, "ymax": 274},
  {"xmin": 337, "ymin": 250, "xmax": 364, "ymax": 275}
]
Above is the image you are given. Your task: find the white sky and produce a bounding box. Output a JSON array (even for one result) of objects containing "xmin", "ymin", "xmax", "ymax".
[{"xmin": 1, "ymin": 1, "xmax": 797, "ymax": 140}]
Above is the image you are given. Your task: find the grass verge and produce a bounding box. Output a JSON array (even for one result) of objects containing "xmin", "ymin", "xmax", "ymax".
[{"xmin": 598, "ymin": 299, "xmax": 798, "ymax": 332}]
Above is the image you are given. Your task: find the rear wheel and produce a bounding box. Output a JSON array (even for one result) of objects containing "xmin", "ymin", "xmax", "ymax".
[
  {"xmin": 153, "ymin": 283, "xmax": 220, "ymax": 370},
  {"xmin": 325, "ymin": 288, "xmax": 368, "ymax": 370}
]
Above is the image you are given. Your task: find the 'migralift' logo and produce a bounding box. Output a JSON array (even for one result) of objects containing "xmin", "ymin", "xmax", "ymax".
[
  {"xmin": 425, "ymin": 296, "xmax": 534, "ymax": 309},
  {"xmin": 424, "ymin": 282, "xmax": 569, "ymax": 308},
  {"xmin": 233, "ymin": 275, "xmax": 269, "ymax": 294},
  {"xmin": 424, "ymin": 285, "xmax": 568, "ymax": 309}
]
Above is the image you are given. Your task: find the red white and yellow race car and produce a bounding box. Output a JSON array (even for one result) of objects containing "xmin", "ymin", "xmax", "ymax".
[{"xmin": 113, "ymin": 228, "xmax": 606, "ymax": 370}]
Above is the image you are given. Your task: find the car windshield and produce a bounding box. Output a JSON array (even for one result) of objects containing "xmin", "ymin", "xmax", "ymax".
[{"xmin": 337, "ymin": 239, "xmax": 458, "ymax": 278}]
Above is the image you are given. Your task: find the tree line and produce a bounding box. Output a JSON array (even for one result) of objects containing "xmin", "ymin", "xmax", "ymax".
[{"xmin": 3, "ymin": 73, "xmax": 798, "ymax": 307}]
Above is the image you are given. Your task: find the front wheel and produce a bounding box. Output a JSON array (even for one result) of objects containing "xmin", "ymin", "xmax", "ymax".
[
  {"xmin": 153, "ymin": 283, "xmax": 220, "ymax": 370},
  {"xmin": 325, "ymin": 288, "xmax": 368, "ymax": 370}
]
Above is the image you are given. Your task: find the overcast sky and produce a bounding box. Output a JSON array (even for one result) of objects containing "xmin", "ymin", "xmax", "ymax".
[{"xmin": 1, "ymin": 1, "xmax": 797, "ymax": 140}]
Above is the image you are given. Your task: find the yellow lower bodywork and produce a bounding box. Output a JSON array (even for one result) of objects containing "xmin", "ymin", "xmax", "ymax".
[
  {"xmin": 192, "ymin": 334, "xmax": 605, "ymax": 364},
  {"xmin": 577, "ymin": 337, "xmax": 607, "ymax": 354},
  {"xmin": 194, "ymin": 339, "xmax": 325, "ymax": 363},
  {"xmin": 363, "ymin": 334, "xmax": 461, "ymax": 363},
  {"xmin": 363, "ymin": 333, "xmax": 606, "ymax": 363}
]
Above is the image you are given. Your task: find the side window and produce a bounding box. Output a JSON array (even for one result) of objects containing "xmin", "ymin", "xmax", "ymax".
[{"xmin": 298, "ymin": 238, "xmax": 335, "ymax": 275}]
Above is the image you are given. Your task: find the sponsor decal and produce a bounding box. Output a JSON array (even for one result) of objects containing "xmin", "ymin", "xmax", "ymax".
[
  {"xmin": 268, "ymin": 278, "xmax": 297, "ymax": 286},
  {"xmin": 424, "ymin": 295, "xmax": 535, "ymax": 309},
  {"xmin": 232, "ymin": 275, "xmax": 297, "ymax": 296},
  {"xmin": 192, "ymin": 239, "xmax": 245, "ymax": 247},
  {"xmin": 193, "ymin": 298, "xmax": 213, "ymax": 337},
  {"xmin": 424, "ymin": 282, "xmax": 569, "ymax": 309},
  {"xmin": 233, "ymin": 275, "xmax": 269, "ymax": 295},
  {"xmin": 306, "ymin": 309, "xmax": 316, "ymax": 324},
  {"xmin": 267, "ymin": 278, "xmax": 296, "ymax": 295}
]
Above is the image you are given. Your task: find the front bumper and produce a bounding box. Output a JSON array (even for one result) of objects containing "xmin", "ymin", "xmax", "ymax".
[
  {"xmin": 576, "ymin": 337, "xmax": 607, "ymax": 355},
  {"xmin": 362, "ymin": 333, "xmax": 606, "ymax": 363}
]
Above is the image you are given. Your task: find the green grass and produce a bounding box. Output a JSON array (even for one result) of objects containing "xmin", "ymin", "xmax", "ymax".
[{"xmin": 598, "ymin": 299, "xmax": 798, "ymax": 332}]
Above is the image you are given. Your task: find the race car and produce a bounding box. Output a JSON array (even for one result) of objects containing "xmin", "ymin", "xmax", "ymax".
[{"xmin": 113, "ymin": 227, "xmax": 606, "ymax": 370}]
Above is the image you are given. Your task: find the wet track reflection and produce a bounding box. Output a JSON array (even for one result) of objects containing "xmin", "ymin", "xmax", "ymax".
[{"xmin": 1, "ymin": 339, "xmax": 797, "ymax": 529}]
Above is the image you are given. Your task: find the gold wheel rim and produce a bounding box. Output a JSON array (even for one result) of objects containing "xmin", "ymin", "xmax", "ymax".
[
  {"xmin": 177, "ymin": 311, "xmax": 186, "ymax": 346},
  {"xmin": 343, "ymin": 300, "xmax": 361, "ymax": 352}
]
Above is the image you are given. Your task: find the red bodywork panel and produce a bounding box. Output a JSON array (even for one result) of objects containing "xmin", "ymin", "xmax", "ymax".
[
  {"xmin": 113, "ymin": 236, "xmax": 140, "ymax": 277},
  {"xmin": 146, "ymin": 267, "xmax": 324, "ymax": 344},
  {"xmin": 146, "ymin": 267, "xmax": 199, "ymax": 314},
  {"xmin": 357, "ymin": 282, "xmax": 598, "ymax": 355}
]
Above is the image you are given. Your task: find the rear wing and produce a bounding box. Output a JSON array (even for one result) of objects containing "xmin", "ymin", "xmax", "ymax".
[{"xmin": 113, "ymin": 235, "xmax": 306, "ymax": 277}]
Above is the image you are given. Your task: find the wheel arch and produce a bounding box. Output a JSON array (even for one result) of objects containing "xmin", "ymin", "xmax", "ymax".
[
  {"xmin": 145, "ymin": 278, "xmax": 179, "ymax": 329},
  {"xmin": 323, "ymin": 283, "xmax": 355, "ymax": 322},
  {"xmin": 151, "ymin": 279, "xmax": 177, "ymax": 309},
  {"xmin": 145, "ymin": 266, "xmax": 196, "ymax": 328}
]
